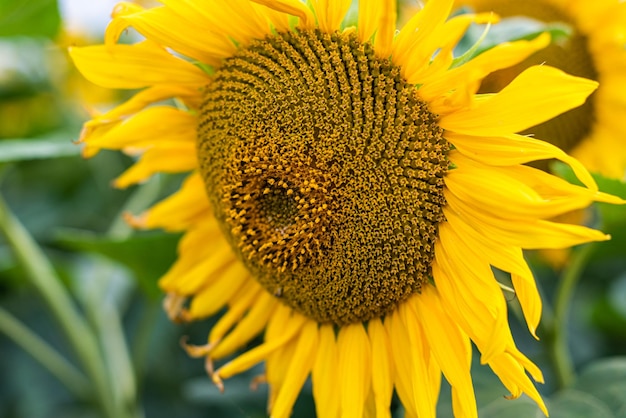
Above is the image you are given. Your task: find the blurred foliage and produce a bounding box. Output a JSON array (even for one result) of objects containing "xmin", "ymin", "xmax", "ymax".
[
  {"xmin": 56, "ymin": 229, "xmax": 181, "ymax": 299},
  {"xmin": 0, "ymin": 1, "xmax": 626, "ymax": 418},
  {"xmin": 0, "ymin": 0, "xmax": 60, "ymax": 39},
  {"xmin": 0, "ymin": 0, "xmax": 64, "ymax": 139}
]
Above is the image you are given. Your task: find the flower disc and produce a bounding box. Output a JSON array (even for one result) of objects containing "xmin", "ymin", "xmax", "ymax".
[{"xmin": 198, "ymin": 29, "xmax": 449, "ymax": 325}]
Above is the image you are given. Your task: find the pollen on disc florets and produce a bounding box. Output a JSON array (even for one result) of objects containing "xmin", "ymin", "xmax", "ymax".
[{"xmin": 197, "ymin": 28, "xmax": 449, "ymax": 325}]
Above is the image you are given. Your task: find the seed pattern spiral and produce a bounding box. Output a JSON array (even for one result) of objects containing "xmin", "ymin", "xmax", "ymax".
[{"xmin": 197, "ymin": 29, "xmax": 449, "ymax": 325}]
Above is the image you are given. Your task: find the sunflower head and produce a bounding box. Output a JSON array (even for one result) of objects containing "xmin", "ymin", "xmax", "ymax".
[
  {"xmin": 69, "ymin": 0, "xmax": 624, "ymax": 417},
  {"xmin": 197, "ymin": 28, "xmax": 449, "ymax": 324}
]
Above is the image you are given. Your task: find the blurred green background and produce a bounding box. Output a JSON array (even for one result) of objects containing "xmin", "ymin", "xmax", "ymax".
[{"xmin": 1, "ymin": 1, "xmax": 626, "ymax": 417}]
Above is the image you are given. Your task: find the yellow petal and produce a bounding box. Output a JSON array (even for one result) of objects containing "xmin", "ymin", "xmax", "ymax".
[
  {"xmin": 445, "ymin": 131, "xmax": 597, "ymax": 191},
  {"xmin": 108, "ymin": 3, "xmax": 235, "ymax": 65},
  {"xmin": 312, "ymin": 324, "xmax": 340, "ymax": 418},
  {"xmin": 368, "ymin": 318, "xmax": 394, "ymax": 418},
  {"xmin": 444, "ymin": 207, "xmax": 528, "ymax": 277},
  {"xmin": 443, "ymin": 209, "xmax": 542, "ymax": 338},
  {"xmin": 444, "ymin": 164, "xmax": 595, "ymax": 220},
  {"xmin": 161, "ymin": 0, "xmax": 270, "ymax": 46},
  {"xmin": 392, "ymin": 0, "xmax": 452, "ymax": 67},
  {"xmin": 69, "ymin": 41, "xmax": 208, "ymax": 89},
  {"xmin": 213, "ymin": 306, "xmax": 305, "ymax": 381},
  {"xmin": 385, "ymin": 311, "xmax": 418, "ymax": 418},
  {"xmin": 357, "ymin": 0, "xmax": 381, "ymax": 43},
  {"xmin": 105, "ymin": 2, "xmax": 144, "ymax": 43},
  {"xmin": 444, "ymin": 190, "xmax": 610, "ymax": 249},
  {"xmin": 132, "ymin": 172, "xmax": 210, "ymax": 232},
  {"xmin": 419, "ymin": 33, "xmax": 550, "ymax": 108},
  {"xmin": 85, "ymin": 85, "xmax": 202, "ymax": 127},
  {"xmin": 86, "ymin": 106, "xmax": 196, "ymax": 151},
  {"xmin": 412, "ymin": 287, "xmax": 477, "ymax": 418},
  {"xmin": 511, "ymin": 273, "xmax": 542, "ymax": 339},
  {"xmin": 210, "ymin": 291, "xmax": 279, "ymax": 360},
  {"xmin": 113, "ymin": 141, "xmax": 197, "ymax": 188},
  {"xmin": 265, "ymin": 333, "xmax": 298, "ymax": 413},
  {"xmin": 398, "ymin": 301, "xmax": 438, "ymax": 418},
  {"xmin": 404, "ymin": 13, "xmax": 499, "ymax": 85},
  {"xmin": 312, "ymin": 0, "xmax": 351, "ymax": 33},
  {"xmin": 434, "ymin": 225, "xmax": 510, "ymax": 363},
  {"xmin": 208, "ymin": 282, "xmax": 263, "ymax": 345},
  {"xmin": 271, "ymin": 321, "xmax": 319, "ymax": 418},
  {"xmin": 338, "ymin": 323, "xmax": 372, "ymax": 418},
  {"xmin": 372, "ymin": 0, "xmax": 396, "ymax": 58},
  {"xmin": 502, "ymin": 163, "xmax": 624, "ymax": 206},
  {"xmin": 80, "ymin": 85, "xmax": 202, "ymax": 156},
  {"xmin": 401, "ymin": 12, "xmax": 497, "ymax": 85},
  {"xmin": 158, "ymin": 219, "xmax": 226, "ymax": 290},
  {"xmin": 171, "ymin": 244, "xmax": 234, "ymax": 296},
  {"xmin": 488, "ymin": 352, "xmax": 548, "ymax": 416},
  {"xmin": 509, "ymin": 348, "xmax": 545, "ymax": 384},
  {"xmin": 439, "ymin": 65, "xmax": 598, "ymax": 136},
  {"xmin": 186, "ymin": 263, "xmax": 248, "ymax": 319},
  {"xmin": 252, "ymin": 2, "xmax": 290, "ymax": 32},
  {"xmin": 250, "ymin": 0, "xmax": 315, "ymax": 29}
]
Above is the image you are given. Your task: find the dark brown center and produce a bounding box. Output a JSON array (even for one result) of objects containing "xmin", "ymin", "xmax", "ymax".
[{"xmin": 197, "ymin": 29, "xmax": 449, "ymax": 325}]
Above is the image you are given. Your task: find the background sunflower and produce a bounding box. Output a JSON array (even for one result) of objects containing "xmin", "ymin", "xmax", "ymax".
[
  {"xmin": 450, "ymin": 0, "xmax": 626, "ymax": 269},
  {"xmin": 0, "ymin": 1, "xmax": 626, "ymax": 418},
  {"xmin": 453, "ymin": 0, "xmax": 626, "ymax": 179}
]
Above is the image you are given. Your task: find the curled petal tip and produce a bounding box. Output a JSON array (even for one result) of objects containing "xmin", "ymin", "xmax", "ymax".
[
  {"xmin": 250, "ymin": 374, "xmax": 267, "ymax": 391},
  {"xmin": 123, "ymin": 211, "xmax": 147, "ymax": 229},
  {"xmin": 212, "ymin": 374, "xmax": 225, "ymax": 393},
  {"xmin": 163, "ymin": 292, "xmax": 186, "ymax": 321},
  {"xmin": 205, "ymin": 357, "xmax": 215, "ymax": 377}
]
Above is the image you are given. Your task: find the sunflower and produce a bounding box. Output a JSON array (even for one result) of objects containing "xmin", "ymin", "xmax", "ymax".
[
  {"xmin": 70, "ymin": 0, "xmax": 623, "ymax": 416},
  {"xmin": 454, "ymin": 0, "xmax": 626, "ymax": 179}
]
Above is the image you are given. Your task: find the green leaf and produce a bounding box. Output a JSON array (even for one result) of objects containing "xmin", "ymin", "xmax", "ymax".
[
  {"xmin": 55, "ymin": 229, "xmax": 181, "ymax": 299},
  {"xmin": 573, "ymin": 358, "xmax": 626, "ymax": 418},
  {"xmin": 0, "ymin": 0, "xmax": 61, "ymax": 39},
  {"xmin": 0, "ymin": 134, "xmax": 81, "ymax": 162},
  {"xmin": 588, "ymin": 227, "xmax": 626, "ymax": 262},
  {"xmin": 455, "ymin": 15, "xmax": 573, "ymax": 61},
  {"xmin": 547, "ymin": 389, "xmax": 614, "ymax": 418},
  {"xmin": 590, "ymin": 297, "xmax": 626, "ymax": 339},
  {"xmin": 479, "ymin": 395, "xmax": 541, "ymax": 418}
]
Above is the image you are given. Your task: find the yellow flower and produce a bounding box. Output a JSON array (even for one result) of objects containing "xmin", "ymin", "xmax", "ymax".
[
  {"xmin": 70, "ymin": 0, "xmax": 622, "ymax": 416},
  {"xmin": 455, "ymin": 0, "xmax": 626, "ymax": 179}
]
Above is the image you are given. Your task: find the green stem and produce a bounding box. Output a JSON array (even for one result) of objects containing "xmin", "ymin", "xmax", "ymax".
[
  {"xmin": 131, "ymin": 300, "xmax": 161, "ymax": 380},
  {"xmin": 549, "ymin": 243, "xmax": 595, "ymax": 389},
  {"xmin": 0, "ymin": 194, "xmax": 120, "ymax": 418},
  {"xmin": 82, "ymin": 261, "xmax": 139, "ymax": 418},
  {"xmin": 0, "ymin": 306, "xmax": 91, "ymax": 399}
]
